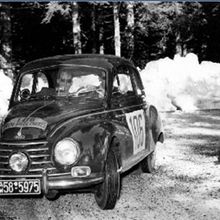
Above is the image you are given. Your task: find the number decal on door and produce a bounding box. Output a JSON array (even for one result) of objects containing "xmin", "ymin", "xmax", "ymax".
[{"xmin": 125, "ymin": 109, "xmax": 146, "ymax": 154}]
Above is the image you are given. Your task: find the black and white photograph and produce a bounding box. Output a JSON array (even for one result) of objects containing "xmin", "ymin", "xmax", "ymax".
[{"xmin": 0, "ymin": 1, "xmax": 219, "ymax": 219}]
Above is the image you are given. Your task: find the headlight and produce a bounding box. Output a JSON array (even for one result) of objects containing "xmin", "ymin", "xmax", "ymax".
[
  {"xmin": 54, "ymin": 138, "xmax": 80, "ymax": 165},
  {"xmin": 9, "ymin": 152, "xmax": 29, "ymax": 172}
]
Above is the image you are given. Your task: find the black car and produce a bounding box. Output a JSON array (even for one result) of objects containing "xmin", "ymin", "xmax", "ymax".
[{"xmin": 0, "ymin": 54, "xmax": 164, "ymax": 209}]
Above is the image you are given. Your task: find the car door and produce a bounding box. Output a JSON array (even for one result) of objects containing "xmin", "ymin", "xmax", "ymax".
[
  {"xmin": 110, "ymin": 65, "xmax": 148, "ymax": 172},
  {"xmin": 129, "ymin": 66, "xmax": 154, "ymax": 154}
]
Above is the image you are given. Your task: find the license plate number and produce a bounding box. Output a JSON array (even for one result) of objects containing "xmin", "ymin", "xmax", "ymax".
[{"xmin": 0, "ymin": 179, "xmax": 41, "ymax": 195}]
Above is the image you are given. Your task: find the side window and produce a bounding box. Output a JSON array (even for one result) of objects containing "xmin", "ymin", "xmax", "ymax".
[
  {"xmin": 113, "ymin": 74, "xmax": 133, "ymax": 94},
  {"xmin": 20, "ymin": 72, "xmax": 49, "ymax": 95},
  {"xmin": 113, "ymin": 66, "xmax": 134, "ymax": 95}
]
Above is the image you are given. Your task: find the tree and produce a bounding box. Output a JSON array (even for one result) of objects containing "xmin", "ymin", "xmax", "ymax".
[
  {"xmin": 91, "ymin": 3, "xmax": 97, "ymax": 53},
  {"xmin": 126, "ymin": 2, "xmax": 135, "ymax": 59},
  {"xmin": 4, "ymin": 2, "xmax": 215, "ymax": 72},
  {"xmin": 201, "ymin": 3, "xmax": 220, "ymax": 62},
  {"xmin": 113, "ymin": 3, "xmax": 121, "ymax": 56},
  {"xmin": 80, "ymin": 2, "xmax": 106, "ymax": 54},
  {"xmin": 42, "ymin": 2, "xmax": 82, "ymax": 54},
  {"xmin": 0, "ymin": 3, "xmax": 13, "ymax": 77},
  {"xmin": 171, "ymin": 2, "xmax": 205, "ymax": 56},
  {"xmin": 132, "ymin": 2, "xmax": 174, "ymax": 67},
  {"xmin": 96, "ymin": 3, "xmax": 114, "ymax": 54},
  {"xmin": 71, "ymin": 2, "xmax": 81, "ymax": 54}
]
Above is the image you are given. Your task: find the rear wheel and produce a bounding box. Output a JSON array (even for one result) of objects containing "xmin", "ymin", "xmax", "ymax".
[
  {"xmin": 141, "ymin": 147, "xmax": 156, "ymax": 173},
  {"xmin": 94, "ymin": 149, "xmax": 120, "ymax": 210}
]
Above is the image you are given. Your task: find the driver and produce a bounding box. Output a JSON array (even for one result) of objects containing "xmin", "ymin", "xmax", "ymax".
[{"xmin": 56, "ymin": 70, "xmax": 73, "ymax": 96}]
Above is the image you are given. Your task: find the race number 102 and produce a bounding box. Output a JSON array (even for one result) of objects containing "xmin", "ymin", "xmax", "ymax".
[{"xmin": 126, "ymin": 110, "xmax": 146, "ymax": 154}]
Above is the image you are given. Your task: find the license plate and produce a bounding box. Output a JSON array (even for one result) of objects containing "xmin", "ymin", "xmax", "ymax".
[{"xmin": 0, "ymin": 179, "xmax": 41, "ymax": 195}]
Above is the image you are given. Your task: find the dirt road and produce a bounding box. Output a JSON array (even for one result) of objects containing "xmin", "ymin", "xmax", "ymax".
[{"xmin": 0, "ymin": 110, "xmax": 219, "ymax": 220}]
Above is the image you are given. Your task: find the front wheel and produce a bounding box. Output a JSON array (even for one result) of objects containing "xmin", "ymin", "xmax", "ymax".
[
  {"xmin": 94, "ymin": 150, "xmax": 120, "ymax": 210},
  {"xmin": 141, "ymin": 148, "xmax": 156, "ymax": 173}
]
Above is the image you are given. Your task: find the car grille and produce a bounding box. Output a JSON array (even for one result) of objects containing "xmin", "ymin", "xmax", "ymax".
[{"xmin": 0, "ymin": 141, "xmax": 56, "ymax": 176}]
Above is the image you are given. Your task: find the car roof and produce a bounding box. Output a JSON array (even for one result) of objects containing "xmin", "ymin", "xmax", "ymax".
[{"xmin": 20, "ymin": 54, "xmax": 135, "ymax": 73}]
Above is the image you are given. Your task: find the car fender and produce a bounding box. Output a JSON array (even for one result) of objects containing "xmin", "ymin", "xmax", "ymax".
[{"xmin": 48, "ymin": 116, "xmax": 122, "ymax": 173}]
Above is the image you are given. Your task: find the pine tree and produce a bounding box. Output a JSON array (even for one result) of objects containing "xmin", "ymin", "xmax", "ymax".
[{"xmin": 42, "ymin": 2, "xmax": 82, "ymax": 54}]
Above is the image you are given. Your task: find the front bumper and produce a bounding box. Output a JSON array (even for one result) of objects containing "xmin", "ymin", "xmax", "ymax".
[
  {"xmin": 0, "ymin": 169, "xmax": 104, "ymax": 196},
  {"xmin": 42, "ymin": 169, "xmax": 104, "ymax": 194}
]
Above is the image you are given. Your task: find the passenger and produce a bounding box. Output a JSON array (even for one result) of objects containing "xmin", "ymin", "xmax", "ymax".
[{"xmin": 73, "ymin": 75, "xmax": 105, "ymax": 98}]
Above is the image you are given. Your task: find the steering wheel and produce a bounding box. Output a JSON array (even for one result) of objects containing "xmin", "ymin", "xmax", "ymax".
[
  {"xmin": 74, "ymin": 85, "xmax": 104, "ymax": 97},
  {"xmin": 75, "ymin": 86, "xmax": 86, "ymax": 95}
]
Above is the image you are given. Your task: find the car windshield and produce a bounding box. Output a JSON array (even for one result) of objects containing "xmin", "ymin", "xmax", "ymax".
[{"xmin": 15, "ymin": 65, "xmax": 106, "ymax": 102}]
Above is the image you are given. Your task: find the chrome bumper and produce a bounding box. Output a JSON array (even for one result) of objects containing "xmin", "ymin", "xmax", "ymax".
[
  {"xmin": 42, "ymin": 169, "xmax": 104, "ymax": 194},
  {"xmin": 0, "ymin": 169, "xmax": 104, "ymax": 195}
]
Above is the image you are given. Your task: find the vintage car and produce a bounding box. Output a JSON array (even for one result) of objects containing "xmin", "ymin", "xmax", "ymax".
[{"xmin": 0, "ymin": 54, "xmax": 164, "ymax": 209}]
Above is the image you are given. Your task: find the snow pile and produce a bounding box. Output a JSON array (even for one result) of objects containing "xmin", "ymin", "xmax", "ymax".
[
  {"xmin": 140, "ymin": 53, "xmax": 220, "ymax": 112},
  {"xmin": 0, "ymin": 52, "xmax": 220, "ymax": 116},
  {"xmin": 0, "ymin": 70, "xmax": 13, "ymax": 116}
]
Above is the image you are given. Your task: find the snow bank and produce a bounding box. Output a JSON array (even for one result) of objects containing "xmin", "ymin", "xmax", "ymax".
[
  {"xmin": 0, "ymin": 70, "xmax": 13, "ymax": 116},
  {"xmin": 140, "ymin": 53, "xmax": 220, "ymax": 112},
  {"xmin": 0, "ymin": 53, "xmax": 220, "ymax": 116}
]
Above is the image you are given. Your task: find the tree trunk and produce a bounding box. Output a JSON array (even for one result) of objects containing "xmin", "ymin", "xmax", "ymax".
[
  {"xmin": 99, "ymin": 25, "xmax": 104, "ymax": 54},
  {"xmin": 175, "ymin": 32, "xmax": 187, "ymax": 56},
  {"xmin": 91, "ymin": 4, "xmax": 97, "ymax": 53},
  {"xmin": 71, "ymin": 2, "xmax": 82, "ymax": 54},
  {"xmin": 0, "ymin": 3, "xmax": 13, "ymax": 77},
  {"xmin": 113, "ymin": 3, "xmax": 121, "ymax": 57},
  {"xmin": 126, "ymin": 3, "xmax": 134, "ymax": 59},
  {"xmin": 174, "ymin": 3, "xmax": 187, "ymax": 56}
]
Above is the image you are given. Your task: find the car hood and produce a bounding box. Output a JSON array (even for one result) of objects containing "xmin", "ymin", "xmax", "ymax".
[{"xmin": 1, "ymin": 98, "xmax": 104, "ymax": 141}]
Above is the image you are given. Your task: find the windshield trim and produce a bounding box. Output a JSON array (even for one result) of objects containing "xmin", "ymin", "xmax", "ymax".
[{"xmin": 20, "ymin": 64, "xmax": 107, "ymax": 75}]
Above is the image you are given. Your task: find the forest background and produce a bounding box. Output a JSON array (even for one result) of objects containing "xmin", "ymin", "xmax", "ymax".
[
  {"xmin": 1, "ymin": 2, "xmax": 220, "ymax": 113},
  {"xmin": 1, "ymin": 2, "xmax": 220, "ymax": 77}
]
